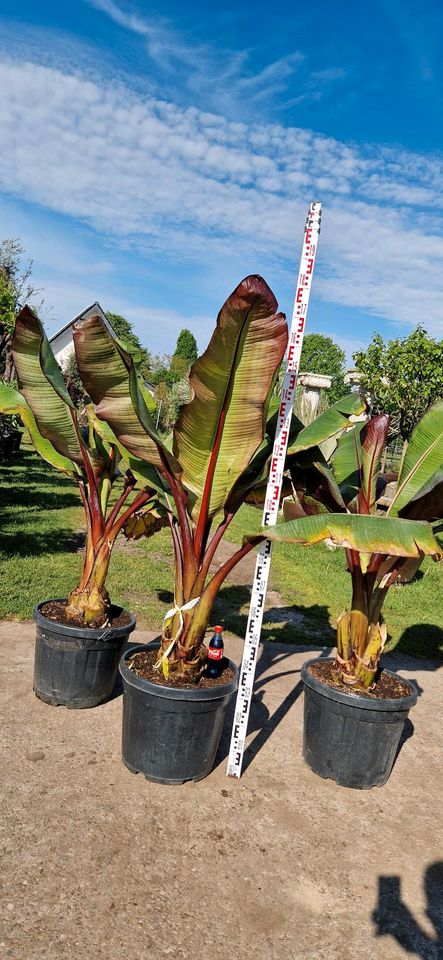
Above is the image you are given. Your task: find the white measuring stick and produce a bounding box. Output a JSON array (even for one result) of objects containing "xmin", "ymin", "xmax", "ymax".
[{"xmin": 226, "ymin": 201, "xmax": 322, "ymax": 779}]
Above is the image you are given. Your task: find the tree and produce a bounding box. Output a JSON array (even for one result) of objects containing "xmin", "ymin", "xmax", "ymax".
[
  {"xmin": 0, "ymin": 238, "xmax": 43, "ymax": 381},
  {"xmin": 173, "ymin": 328, "xmax": 198, "ymax": 367},
  {"xmin": 354, "ymin": 326, "xmax": 443, "ymax": 442},
  {"xmin": 105, "ymin": 312, "xmax": 152, "ymax": 380},
  {"xmin": 300, "ymin": 333, "xmax": 348, "ymax": 403}
]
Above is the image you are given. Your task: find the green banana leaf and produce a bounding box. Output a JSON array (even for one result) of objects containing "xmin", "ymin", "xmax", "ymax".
[
  {"xmin": 253, "ymin": 512, "xmax": 442, "ymax": 558},
  {"xmin": 287, "ymin": 393, "xmax": 367, "ymax": 455},
  {"xmin": 73, "ymin": 314, "xmax": 181, "ymax": 480},
  {"xmin": 229, "ymin": 392, "xmax": 364, "ymax": 515},
  {"xmin": 172, "ymin": 276, "xmax": 287, "ymax": 521},
  {"xmin": 0, "ymin": 382, "xmax": 76, "ymax": 477},
  {"xmin": 331, "ymin": 419, "xmax": 366, "ymax": 503},
  {"xmin": 389, "ymin": 401, "xmax": 443, "ymax": 516},
  {"xmin": 12, "ymin": 307, "xmax": 83, "ymax": 465}
]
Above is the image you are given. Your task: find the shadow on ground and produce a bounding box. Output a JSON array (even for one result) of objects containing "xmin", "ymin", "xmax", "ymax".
[
  {"xmin": 373, "ymin": 861, "xmax": 443, "ymax": 960},
  {"xmin": 393, "ymin": 624, "xmax": 443, "ymax": 662},
  {"xmin": 0, "ymin": 529, "xmax": 85, "ymax": 557},
  {"xmin": 215, "ymin": 640, "xmax": 333, "ymax": 774},
  {"xmin": 212, "ymin": 584, "xmax": 336, "ymax": 646}
]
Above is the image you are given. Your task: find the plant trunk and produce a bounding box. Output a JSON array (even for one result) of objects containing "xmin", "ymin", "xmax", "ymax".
[
  {"xmin": 65, "ymin": 539, "xmax": 113, "ymax": 627},
  {"xmin": 334, "ymin": 562, "xmax": 389, "ymax": 690}
]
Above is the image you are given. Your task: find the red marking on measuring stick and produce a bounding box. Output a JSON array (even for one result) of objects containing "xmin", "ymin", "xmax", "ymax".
[{"xmin": 227, "ymin": 201, "xmax": 322, "ymax": 779}]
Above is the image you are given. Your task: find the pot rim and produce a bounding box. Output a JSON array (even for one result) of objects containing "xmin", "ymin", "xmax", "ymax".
[
  {"xmin": 120, "ymin": 642, "xmax": 239, "ymax": 702},
  {"xmin": 34, "ymin": 599, "xmax": 136, "ymax": 641},
  {"xmin": 301, "ymin": 657, "xmax": 418, "ymax": 711}
]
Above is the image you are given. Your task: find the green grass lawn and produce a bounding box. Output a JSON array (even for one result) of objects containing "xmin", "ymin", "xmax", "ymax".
[{"xmin": 0, "ymin": 446, "xmax": 442, "ymax": 659}]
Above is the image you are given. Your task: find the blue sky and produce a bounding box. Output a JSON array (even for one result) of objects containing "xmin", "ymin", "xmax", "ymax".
[{"xmin": 0, "ymin": 0, "xmax": 442, "ymax": 361}]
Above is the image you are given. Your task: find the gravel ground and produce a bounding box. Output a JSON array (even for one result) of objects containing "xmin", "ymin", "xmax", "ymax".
[{"xmin": 1, "ymin": 621, "xmax": 442, "ymax": 960}]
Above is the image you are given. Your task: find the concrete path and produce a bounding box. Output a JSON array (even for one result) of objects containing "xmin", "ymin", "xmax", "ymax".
[{"xmin": 1, "ymin": 621, "xmax": 442, "ymax": 960}]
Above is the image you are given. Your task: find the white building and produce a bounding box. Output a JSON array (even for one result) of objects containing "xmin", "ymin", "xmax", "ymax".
[{"xmin": 49, "ymin": 302, "xmax": 112, "ymax": 370}]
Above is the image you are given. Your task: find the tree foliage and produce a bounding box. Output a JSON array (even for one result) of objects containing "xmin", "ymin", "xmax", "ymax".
[
  {"xmin": 105, "ymin": 312, "xmax": 152, "ymax": 380},
  {"xmin": 354, "ymin": 326, "xmax": 443, "ymax": 441},
  {"xmin": 0, "ymin": 238, "xmax": 43, "ymax": 381},
  {"xmin": 155, "ymin": 378, "xmax": 191, "ymax": 433},
  {"xmin": 300, "ymin": 333, "xmax": 348, "ymax": 403},
  {"xmin": 173, "ymin": 328, "xmax": 198, "ymax": 366}
]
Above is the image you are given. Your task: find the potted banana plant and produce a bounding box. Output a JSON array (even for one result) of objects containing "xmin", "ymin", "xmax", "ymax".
[
  {"xmin": 0, "ymin": 307, "xmax": 155, "ymax": 708},
  {"xmin": 74, "ymin": 276, "xmax": 369, "ymax": 783},
  {"xmin": 260, "ymin": 403, "xmax": 443, "ymax": 788},
  {"xmin": 71, "ymin": 276, "xmax": 287, "ymax": 781}
]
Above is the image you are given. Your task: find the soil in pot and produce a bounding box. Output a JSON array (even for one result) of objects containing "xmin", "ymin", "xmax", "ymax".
[
  {"xmin": 33, "ymin": 599, "xmax": 136, "ymax": 709},
  {"xmin": 307, "ymin": 660, "xmax": 412, "ymax": 699},
  {"xmin": 301, "ymin": 657, "xmax": 417, "ymax": 790},
  {"xmin": 39, "ymin": 600, "xmax": 132, "ymax": 630},
  {"xmin": 126, "ymin": 648, "xmax": 235, "ymax": 688},
  {"xmin": 120, "ymin": 643, "xmax": 238, "ymax": 785}
]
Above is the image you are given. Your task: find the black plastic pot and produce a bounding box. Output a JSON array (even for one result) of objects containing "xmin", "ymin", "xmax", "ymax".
[
  {"xmin": 119, "ymin": 643, "xmax": 239, "ymax": 784},
  {"xmin": 33, "ymin": 600, "xmax": 136, "ymax": 709},
  {"xmin": 301, "ymin": 658, "xmax": 417, "ymax": 789}
]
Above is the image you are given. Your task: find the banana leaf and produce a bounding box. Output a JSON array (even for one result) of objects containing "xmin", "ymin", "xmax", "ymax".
[
  {"xmin": 173, "ymin": 275, "xmax": 287, "ymax": 521},
  {"xmin": 287, "ymin": 393, "xmax": 367, "ymax": 456},
  {"xmin": 12, "ymin": 307, "xmax": 83, "ymax": 465},
  {"xmin": 331, "ymin": 419, "xmax": 366, "ymax": 503},
  {"xmin": 85, "ymin": 403, "xmax": 170, "ymax": 502},
  {"xmin": 252, "ymin": 512, "xmax": 442, "ymax": 558},
  {"xmin": 389, "ymin": 401, "xmax": 443, "ymax": 516},
  {"xmin": 73, "ymin": 314, "xmax": 181, "ymax": 480},
  {"xmin": 225, "ymin": 405, "xmax": 302, "ymax": 513},
  {"xmin": 361, "ymin": 414, "xmax": 390, "ymax": 512},
  {"xmin": 0, "ymin": 382, "xmax": 76, "ymax": 477}
]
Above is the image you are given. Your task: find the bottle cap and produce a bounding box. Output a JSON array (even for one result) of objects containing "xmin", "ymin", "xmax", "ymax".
[{"xmin": 213, "ymin": 625, "xmax": 223, "ymax": 633}]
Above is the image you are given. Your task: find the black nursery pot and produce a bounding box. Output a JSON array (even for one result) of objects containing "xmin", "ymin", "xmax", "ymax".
[
  {"xmin": 119, "ymin": 643, "xmax": 239, "ymax": 785},
  {"xmin": 33, "ymin": 600, "xmax": 136, "ymax": 709},
  {"xmin": 301, "ymin": 658, "xmax": 417, "ymax": 789}
]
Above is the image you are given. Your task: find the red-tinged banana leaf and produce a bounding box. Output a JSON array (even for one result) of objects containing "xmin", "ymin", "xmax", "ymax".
[
  {"xmin": 361, "ymin": 414, "xmax": 390, "ymax": 513},
  {"xmin": 287, "ymin": 393, "xmax": 368, "ymax": 456},
  {"xmin": 0, "ymin": 382, "xmax": 77, "ymax": 477},
  {"xmin": 388, "ymin": 401, "xmax": 443, "ymax": 517},
  {"xmin": 250, "ymin": 513, "xmax": 442, "ymax": 558},
  {"xmin": 309, "ymin": 459, "xmax": 348, "ymax": 510},
  {"xmin": 73, "ymin": 314, "xmax": 182, "ymax": 480},
  {"xmin": 173, "ymin": 276, "xmax": 287, "ymax": 521},
  {"xmin": 12, "ymin": 307, "xmax": 83, "ymax": 465},
  {"xmin": 84, "ymin": 403, "xmax": 171, "ymax": 502}
]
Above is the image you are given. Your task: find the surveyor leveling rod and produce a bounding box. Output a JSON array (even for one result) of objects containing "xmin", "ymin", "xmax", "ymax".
[{"xmin": 227, "ymin": 200, "xmax": 322, "ymax": 779}]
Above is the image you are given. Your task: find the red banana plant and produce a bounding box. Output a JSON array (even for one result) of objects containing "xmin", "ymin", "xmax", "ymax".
[
  {"xmin": 0, "ymin": 307, "xmax": 154, "ymax": 626},
  {"xmin": 259, "ymin": 404, "xmax": 443, "ymax": 690}
]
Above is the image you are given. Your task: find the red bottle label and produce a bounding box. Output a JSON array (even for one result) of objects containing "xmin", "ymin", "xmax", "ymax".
[{"xmin": 207, "ymin": 647, "xmax": 223, "ymax": 660}]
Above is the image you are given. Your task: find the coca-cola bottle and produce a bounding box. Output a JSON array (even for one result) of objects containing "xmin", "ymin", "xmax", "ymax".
[{"xmin": 205, "ymin": 625, "xmax": 224, "ymax": 679}]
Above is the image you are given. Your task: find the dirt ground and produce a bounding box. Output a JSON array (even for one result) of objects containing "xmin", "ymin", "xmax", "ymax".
[{"xmin": 1, "ymin": 621, "xmax": 442, "ymax": 960}]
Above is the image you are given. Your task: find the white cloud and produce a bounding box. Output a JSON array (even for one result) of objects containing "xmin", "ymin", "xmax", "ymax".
[
  {"xmin": 0, "ymin": 58, "xmax": 442, "ymax": 336},
  {"xmin": 85, "ymin": 0, "xmax": 342, "ymax": 114}
]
